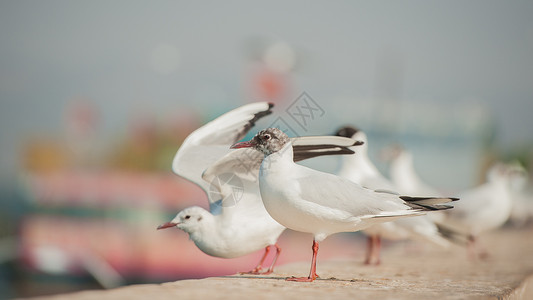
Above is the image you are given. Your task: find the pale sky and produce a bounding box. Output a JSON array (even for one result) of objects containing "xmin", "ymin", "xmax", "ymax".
[{"xmin": 1, "ymin": 0, "xmax": 532, "ymax": 180}]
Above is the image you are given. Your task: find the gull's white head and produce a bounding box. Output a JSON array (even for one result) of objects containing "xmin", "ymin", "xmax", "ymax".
[
  {"xmin": 335, "ymin": 126, "xmax": 359, "ymax": 139},
  {"xmin": 157, "ymin": 206, "xmax": 211, "ymax": 233},
  {"xmin": 335, "ymin": 126, "xmax": 370, "ymax": 158},
  {"xmin": 231, "ymin": 128, "xmax": 290, "ymax": 156},
  {"xmin": 379, "ymin": 143, "xmax": 407, "ymax": 162},
  {"xmin": 335, "ymin": 126, "xmax": 368, "ymax": 147},
  {"xmin": 487, "ymin": 162, "xmax": 527, "ymax": 185}
]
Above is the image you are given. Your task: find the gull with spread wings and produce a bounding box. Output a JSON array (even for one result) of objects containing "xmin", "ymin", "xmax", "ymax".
[{"xmin": 158, "ymin": 102, "xmax": 361, "ymax": 274}]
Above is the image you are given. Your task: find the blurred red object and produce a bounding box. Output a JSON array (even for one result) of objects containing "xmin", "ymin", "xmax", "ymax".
[{"xmin": 20, "ymin": 170, "xmax": 365, "ymax": 281}]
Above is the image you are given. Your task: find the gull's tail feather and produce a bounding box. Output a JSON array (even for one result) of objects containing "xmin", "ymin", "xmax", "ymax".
[
  {"xmin": 401, "ymin": 196, "xmax": 459, "ymax": 211},
  {"xmin": 434, "ymin": 222, "xmax": 470, "ymax": 246}
]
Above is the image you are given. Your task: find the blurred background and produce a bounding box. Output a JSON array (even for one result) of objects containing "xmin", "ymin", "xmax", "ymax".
[{"xmin": 1, "ymin": 0, "xmax": 533, "ymax": 298}]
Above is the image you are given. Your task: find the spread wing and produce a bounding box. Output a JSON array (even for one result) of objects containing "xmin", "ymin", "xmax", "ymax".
[
  {"xmin": 201, "ymin": 136, "xmax": 364, "ymax": 216},
  {"xmin": 171, "ymin": 102, "xmax": 273, "ymax": 200}
]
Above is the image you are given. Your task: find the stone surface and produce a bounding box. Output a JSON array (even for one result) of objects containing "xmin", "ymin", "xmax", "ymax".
[{"xmin": 27, "ymin": 227, "xmax": 533, "ymax": 300}]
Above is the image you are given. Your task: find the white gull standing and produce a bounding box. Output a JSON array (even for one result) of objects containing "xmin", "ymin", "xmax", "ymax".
[
  {"xmin": 231, "ymin": 128, "xmax": 458, "ymax": 281},
  {"xmin": 441, "ymin": 162, "xmax": 526, "ymax": 258},
  {"xmin": 507, "ymin": 165, "xmax": 533, "ymax": 227},
  {"xmin": 335, "ymin": 126, "xmax": 454, "ymax": 265},
  {"xmin": 384, "ymin": 144, "xmax": 441, "ymax": 197},
  {"xmin": 158, "ymin": 102, "xmax": 361, "ymax": 274}
]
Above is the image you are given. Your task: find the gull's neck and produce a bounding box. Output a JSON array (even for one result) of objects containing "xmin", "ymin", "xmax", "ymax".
[
  {"xmin": 338, "ymin": 142, "xmax": 380, "ymax": 181},
  {"xmin": 390, "ymin": 151, "xmax": 420, "ymax": 190},
  {"xmin": 261, "ymin": 142, "xmax": 295, "ymax": 174},
  {"xmin": 186, "ymin": 216, "xmax": 235, "ymax": 257},
  {"xmin": 183, "ymin": 214, "xmax": 218, "ymax": 244},
  {"xmin": 488, "ymin": 176, "xmax": 510, "ymax": 189},
  {"xmin": 338, "ymin": 132, "xmax": 376, "ymax": 174}
]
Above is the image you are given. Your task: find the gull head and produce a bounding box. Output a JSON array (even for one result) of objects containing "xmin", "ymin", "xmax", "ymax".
[
  {"xmin": 231, "ymin": 128, "xmax": 290, "ymax": 156},
  {"xmin": 157, "ymin": 206, "xmax": 210, "ymax": 233},
  {"xmin": 335, "ymin": 126, "xmax": 360, "ymax": 139},
  {"xmin": 379, "ymin": 143, "xmax": 406, "ymax": 162},
  {"xmin": 487, "ymin": 162, "xmax": 527, "ymax": 185},
  {"xmin": 335, "ymin": 125, "xmax": 368, "ymax": 148}
]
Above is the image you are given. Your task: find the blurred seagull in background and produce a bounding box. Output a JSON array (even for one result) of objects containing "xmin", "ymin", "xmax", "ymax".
[
  {"xmin": 335, "ymin": 126, "xmax": 456, "ymax": 265},
  {"xmin": 440, "ymin": 162, "xmax": 527, "ymax": 258},
  {"xmin": 158, "ymin": 102, "xmax": 360, "ymax": 275},
  {"xmin": 382, "ymin": 144, "xmax": 441, "ymax": 197},
  {"xmin": 231, "ymin": 128, "xmax": 457, "ymax": 281},
  {"xmin": 507, "ymin": 165, "xmax": 533, "ymax": 227}
]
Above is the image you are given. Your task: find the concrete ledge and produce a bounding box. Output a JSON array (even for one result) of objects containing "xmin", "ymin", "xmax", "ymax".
[
  {"xmin": 507, "ymin": 274, "xmax": 533, "ymax": 300},
  {"xmin": 27, "ymin": 228, "xmax": 533, "ymax": 300}
]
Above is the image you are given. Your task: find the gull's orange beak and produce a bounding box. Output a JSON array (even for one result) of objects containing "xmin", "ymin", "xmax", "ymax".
[
  {"xmin": 230, "ymin": 140, "xmax": 255, "ymax": 149},
  {"xmin": 157, "ymin": 221, "xmax": 177, "ymax": 230}
]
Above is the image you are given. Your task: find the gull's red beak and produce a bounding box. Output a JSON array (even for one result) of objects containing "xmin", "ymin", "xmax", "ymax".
[
  {"xmin": 230, "ymin": 140, "xmax": 255, "ymax": 149},
  {"xmin": 157, "ymin": 221, "xmax": 177, "ymax": 230}
]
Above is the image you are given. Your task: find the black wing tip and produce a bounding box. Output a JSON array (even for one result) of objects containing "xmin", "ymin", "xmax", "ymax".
[
  {"xmin": 399, "ymin": 196, "xmax": 457, "ymax": 202},
  {"xmin": 248, "ymin": 103, "xmax": 274, "ymax": 126},
  {"xmin": 412, "ymin": 203, "xmax": 455, "ymax": 211},
  {"xmin": 399, "ymin": 196, "xmax": 415, "ymax": 201},
  {"xmin": 257, "ymin": 103, "xmax": 274, "ymax": 118},
  {"xmin": 435, "ymin": 223, "xmax": 469, "ymax": 246},
  {"xmin": 235, "ymin": 102, "xmax": 275, "ymax": 142},
  {"xmin": 400, "ymin": 196, "xmax": 457, "ymax": 211},
  {"xmin": 293, "ymin": 148, "xmax": 355, "ymax": 162},
  {"xmin": 435, "ymin": 204, "xmax": 454, "ymax": 210}
]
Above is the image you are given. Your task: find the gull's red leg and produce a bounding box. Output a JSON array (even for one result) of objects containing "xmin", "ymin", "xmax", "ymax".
[
  {"xmin": 365, "ymin": 235, "xmax": 381, "ymax": 265},
  {"xmin": 468, "ymin": 235, "xmax": 490, "ymax": 260},
  {"xmin": 467, "ymin": 235, "xmax": 477, "ymax": 260},
  {"xmin": 374, "ymin": 235, "xmax": 382, "ymax": 265},
  {"xmin": 286, "ymin": 240, "xmax": 319, "ymax": 282},
  {"xmin": 476, "ymin": 237, "xmax": 490, "ymax": 260},
  {"xmin": 364, "ymin": 235, "xmax": 374, "ymax": 265},
  {"xmin": 240, "ymin": 246, "xmax": 271, "ymax": 275},
  {"xmin": 261, "ymin": 244, "xmax": 281, "ymax": 275}
]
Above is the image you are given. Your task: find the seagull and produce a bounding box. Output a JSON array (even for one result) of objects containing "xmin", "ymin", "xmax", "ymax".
[
  {"xmin": 384, "ymin": 145, "xmax": 532, "ymax": 235},
  {"xmin": 231, "ymin": 128, "xmax": 458, "ymax": 281},
  {"xmin": 158, "ymin": 102, "xmax": 361, "ymax": 275},
  {"xmin": 335, "ymin": 126, "xmax": 454, "ymax": 265},
  {"xmin": 382, "ymin": 144, "xmax": 441, "ymax": 197},
  {"xmin": 440, "ymin": 162, "xmax": 526, "ymax": 258},
  {"xmin": 507, "ymin": 166, "xmax": 533, "ymax": 227}
]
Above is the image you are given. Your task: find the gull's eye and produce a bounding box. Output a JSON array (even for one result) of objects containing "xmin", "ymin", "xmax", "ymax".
[
  {"xmin": 185, "ymin": 215, "xmax": 191, "ymax": 220},
  {"xmin": 263, "ymin": 134, "xmax": 271, "ymax": 140}
]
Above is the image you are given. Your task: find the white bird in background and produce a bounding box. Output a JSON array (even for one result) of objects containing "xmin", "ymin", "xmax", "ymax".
[
  {"xmin": 231, "ymin": 128, "xmax": 457, "ymax": 281},
  {"xmin": 503, "ymin": 162, "xmax": 533, "ymax": 227},
  {"xmin": 441, "ymin": 162, "xmax": 527, "ymax": 258},
  {"xmin": 383, "ymin": 144, "xmax": 441, "ymax": 197},
  {"xmin": 335, "ymin": 126, "xmax": 454, "ymax": 265},
  {"xmin": 158, "ymin": 102, "xmax": 361, "ymax": 275}
]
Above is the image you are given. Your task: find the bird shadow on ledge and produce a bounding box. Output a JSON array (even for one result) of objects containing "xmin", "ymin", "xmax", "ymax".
[{"xmin": 221, "ymin": 275, "xmax": 364, "ymax": 282}]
